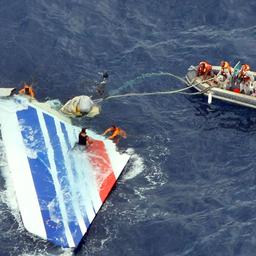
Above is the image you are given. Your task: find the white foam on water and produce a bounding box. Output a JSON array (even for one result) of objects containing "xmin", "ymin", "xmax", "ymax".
[
  {"xmin": 0, "ymin": 140, "xmax": 7, "ymax": 167},
  {"xmin": 145, "ymin": 165, "xmax": 167, "ymax": 187},
  {"xmin": 143, "ymin": 144, "xmax": 169, "ymax": 188},
  {"xmin": 133, "ymin": 187, "xmax": 147, "ymax": 200},
  {"xmin": 59, "ymin": 250, "xmax": 74, "ymax": 256},
  {"xmin": 0, "ymin": 166, "xmax": 24, "ymax": 230},
  {"xmin": 0, "ymin": 97, "xmax": 28, "ymax": 113},
  {"xmin": 99, "ymin": 226, "xmax": 113, "ymax": 249},
  {"xmin": 122, "ymin": 148, "xmax": 144, "ymax": 180},
  {"xmin": 45, "ymin": 99, "xmax": 62, "ymax": 110},
  {"xmin": 20, "ymin": 248, "xmax": 74, "ymax": 256}
]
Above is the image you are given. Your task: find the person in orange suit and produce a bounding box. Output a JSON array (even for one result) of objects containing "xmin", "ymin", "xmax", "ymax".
[
  {"xmin": 220, "ymin": 60, "xmax": 232, "ymax": 78},
  {"xmin": 19, "ymin": 84, "xmax": 35, "ymax": 98},
  {"xmin": 102, "ymin": 125, "xmax": 127, "ymax": 144},
  {"xmin": 196, "ymin": 61, "xmax": 213, "ymax": 80},
  {"xmin": 218, "ymin": 60, "xmax": 233, "ymax": 90},
  {"xmin": 237, "ymin": 64, "xmax": 254, "ymax": 94},
  {"xmin": 237, "ymin": 64, "xmax": 251, "ymax": 82}
]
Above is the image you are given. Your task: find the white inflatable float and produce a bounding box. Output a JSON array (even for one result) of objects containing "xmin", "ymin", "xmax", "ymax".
[
  {"xmin": 0, "ymin": 93, "xmax": 130, "ymax": 248},
  {"xmin": 60, "ymin": 95, "xmax": 101, "ymax": 118}
]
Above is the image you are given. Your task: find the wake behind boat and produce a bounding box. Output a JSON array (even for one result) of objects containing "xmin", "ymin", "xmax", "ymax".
[{"xmin": 186, "ymin": 62, "xmax": 256, "ymax": 109}]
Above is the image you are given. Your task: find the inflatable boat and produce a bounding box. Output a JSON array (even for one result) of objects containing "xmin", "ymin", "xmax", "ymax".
[
  {"xmin": 0, "ymin": 92, "xmax": 130, "ymax": 248},
  {"xmin": 186, "ymin": 65, "xmax": 256, "ymax": 109}
]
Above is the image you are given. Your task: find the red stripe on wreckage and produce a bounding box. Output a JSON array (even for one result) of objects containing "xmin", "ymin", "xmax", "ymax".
[{"xmin": 86, "ymin": 139, "xmax": 116, "ymax": 202}]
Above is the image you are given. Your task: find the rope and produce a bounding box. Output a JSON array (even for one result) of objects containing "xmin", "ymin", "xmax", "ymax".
[
  {"xmin": 105, "ymin": 84, "xmax": 194, "ymax": 100},
  {"xmin": 104, "ymin": 76, "xmax": 216, "ymax": 100},
  {"xmin": 178, "ymin": 76, "xmax": 216, "ymax": 95},
  {"xmin": 110, "ymin": 72, "xmax": 189, "ymax": 95}
]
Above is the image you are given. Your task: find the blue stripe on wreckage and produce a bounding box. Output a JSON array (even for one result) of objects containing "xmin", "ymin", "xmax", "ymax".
[
  {"xmin": 60, "ymin": 122, "xmax": 91, "ymax": 228},
  {"xmin": 43, "ymin": 113, "xmax": 83, "ymax": 246},
  {"xmin": 71, "ymin": 127, "xmax": 97, "ymax": 217},
  {"xmin": 16, "ymin": 106, "xmax": 69, "ymax": 247}
]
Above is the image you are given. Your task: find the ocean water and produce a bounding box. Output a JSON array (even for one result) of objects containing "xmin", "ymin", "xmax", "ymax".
[{"xmin": 1, "ymin": 0, "xmax": 256, "ymax": 255}]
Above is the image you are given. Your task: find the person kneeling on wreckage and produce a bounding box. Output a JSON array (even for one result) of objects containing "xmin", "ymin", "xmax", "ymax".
[
  {"xmin": 78, "ymin": 127, "xmax": 93, "ymax": 147},
  {"xmin": 19, "ymin": 83, "xmax": 36, "ymax": 98}
]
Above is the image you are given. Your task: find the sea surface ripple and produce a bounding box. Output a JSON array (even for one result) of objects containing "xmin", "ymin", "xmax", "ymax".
[{"xmin": 0, "ymin": 1, "xmax": 256, "ymax": 255}]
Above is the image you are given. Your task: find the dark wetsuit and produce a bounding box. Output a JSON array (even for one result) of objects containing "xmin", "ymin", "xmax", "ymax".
[{"xmin": 78, "ymin": 132, "xmax": 88, "ymax": 145}]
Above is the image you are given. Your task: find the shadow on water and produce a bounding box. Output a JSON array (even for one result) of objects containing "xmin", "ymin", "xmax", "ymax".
[{"xmin": 186, "ymin": 93, "xmax": 256, "ymax": 133}]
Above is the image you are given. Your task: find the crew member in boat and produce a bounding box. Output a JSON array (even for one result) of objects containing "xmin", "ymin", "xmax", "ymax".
[
  {"xmin": 19, "ymin": 83, "xmax": 35, "ymax": 98},
  {"xmin": 237, "ymin": 64, "xmax": 255, "ymax": 95},
  {"xmin": 78, "ymin": 127, "xmax": 93, "ymax": 146},
  {"xmin": 251, "ymin": 82, "xmax": 256, "ymax": 96},
  {"xmin": 196, "ymin": 61, "xmax": 213, "ymax": 80},
  {"xmin": 217, "ymin": 60, "xmax": 233, "ymax": 90},
  {"xmin": 220, "ymin": 61, "xmax": 232, "ymax": 76},
  {"xmin": 102, "ymin": 125, "xmax": 127, "ymax": 144}
]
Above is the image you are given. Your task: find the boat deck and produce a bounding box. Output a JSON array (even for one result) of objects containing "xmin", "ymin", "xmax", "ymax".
[{"xmin": 186, "ymin": 66, "xmax": 256, "ymax": 109}]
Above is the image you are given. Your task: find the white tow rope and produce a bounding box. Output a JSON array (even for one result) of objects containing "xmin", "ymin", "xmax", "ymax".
[{"xmin": 105, "ymin": 74, "xmax": 216, "ymax": 101}]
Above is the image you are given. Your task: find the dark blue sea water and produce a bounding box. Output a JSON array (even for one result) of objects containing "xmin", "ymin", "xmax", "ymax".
[{"xmin": 1, "ymin": 1, "xmax": 256, "ymax": 255}]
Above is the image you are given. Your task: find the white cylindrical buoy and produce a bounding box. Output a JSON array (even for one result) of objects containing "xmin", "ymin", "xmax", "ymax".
[
  {"xmin": 208, "ymin": 91, "xmax": 212, "ymax": 104},
  {"xmin": 78, "ymin": 96, "xmax": 94, "ymax": 114},
  {"xmin": 61, "ymin": 95, "xmax": 94, "ymax": 116}
]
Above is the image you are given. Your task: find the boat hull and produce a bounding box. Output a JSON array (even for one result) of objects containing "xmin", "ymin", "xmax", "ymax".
[{"xmin": 186, "ymin": 66, "xmax": 256, "ymax": 109}]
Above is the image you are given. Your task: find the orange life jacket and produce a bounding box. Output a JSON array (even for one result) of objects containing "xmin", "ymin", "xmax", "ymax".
[
  {"xmin": 104, "ymin": 127, "xmax": 127, "ymax": 140},
  {"xmin": 221, "ymin": 61, "xmax": 232, "ymax": 77},
  {"xmin": 108, "ymin": 127, "xmax": 121, "ymax": 139},
  {"xmin": 238, "ymin": 64, "xmax": 251, "ymax": 82},
  {"xmin": 197, "ymin": 61, "xmax": 212, "ymax": 76},
  {"xmin": 242, "ymin": 64, "xmax": 250, "ymax": 72},
  {"xmin": 19, "ymin": 85, "xmax": 35, "ymax": 98}
]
